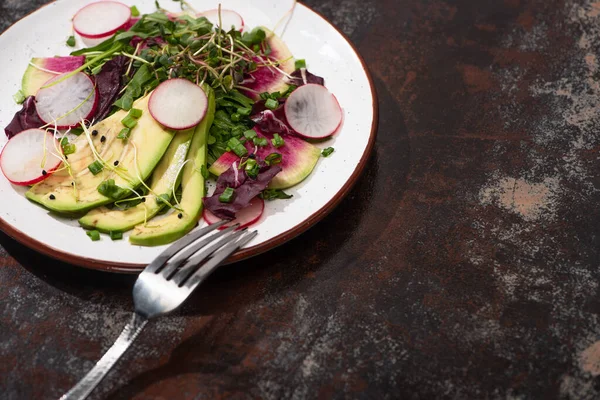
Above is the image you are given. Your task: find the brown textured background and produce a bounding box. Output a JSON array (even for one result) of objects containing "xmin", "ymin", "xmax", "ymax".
[{"xmin": 3, "ymin": 0, "xmax": 600, "ymax": 398}]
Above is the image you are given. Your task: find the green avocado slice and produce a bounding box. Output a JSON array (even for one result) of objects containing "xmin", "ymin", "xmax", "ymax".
[
  {"xmin": 25, "ymin": 94, "xmax": 175, "ymax": 214},
  {"xmin": 78, "ymin": 127, "xmax": 196, "ymax": 233},
  {"xmin": 129, "ymin": 85, "xmax": 215, "ymax": 246}
]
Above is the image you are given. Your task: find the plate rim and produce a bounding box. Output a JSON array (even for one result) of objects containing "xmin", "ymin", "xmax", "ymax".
[{"xmin": 0, "ymin": 0, "xmax": 379, "ymax": 273}]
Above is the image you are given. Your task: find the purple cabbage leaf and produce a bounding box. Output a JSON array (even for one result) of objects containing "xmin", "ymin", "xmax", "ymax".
[{"xmin": 203, "ymin": 160, "xmax": 282, "ymax": 220}]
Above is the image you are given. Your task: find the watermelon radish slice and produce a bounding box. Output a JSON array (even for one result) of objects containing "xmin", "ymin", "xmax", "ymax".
[
  {"xmin": 73, "ymin": 1, "xmax": 132, "ymax": 39},
  {"xmin": 21, "ymin": 56, "xmax": 85, "ymax": 97},
  {"xmin": 0, "ymin": 129, "xmax": 62, "ymax": 186},
  {"xmin": 149, "ymin": 79, "xmax": 208, "ymax": 130},
  {"xmin": 239, "ymin": 29, "xmax": 295, "ymax": 100},
  {"xmin": 284, "ymin": 84, "xmax": 342, "ymax": 139},
  {"xmin": 35, "ymin": 72, "xmax": 98, "ymax": 129},
  {"xmin": 203, "ymin": 197, "xmax": 264, "ymax": 229},
  {"xmin": 209, "ymin": 128, "xmax": 321, "ymax": 189},
  {"xmin": 199, "ymin": 9, "xmax": 244, "ymax": 31}
]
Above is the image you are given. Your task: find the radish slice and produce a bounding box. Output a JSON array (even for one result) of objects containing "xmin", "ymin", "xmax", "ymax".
[
  {"xmin": 149, "ymin": 79, "xmax": 208, "ymax": 130},
  {"xmin": 203, "ymin": 197, "xmax": 264, "ymax": 230},
  {"xmin": 80, "ymin": 34, "xmax": 112, "ymax": 47},
  {"xmin": 36, "ymin": 72, "xmax": 98, "ymax": 129},
  {"xmin": 0, "ymin": 129, "xmax": 62, "ymax": 186},
  {"xmin": 284, "ymin": 84, "xmax": 343, "ymax": 139},
  {"xmin": 73, "ymin": 1, "xmax": 132, "ymax": 38},
  {"xmin": 200, "ymin": 9, "xmax": 244, "ymax": 31}
]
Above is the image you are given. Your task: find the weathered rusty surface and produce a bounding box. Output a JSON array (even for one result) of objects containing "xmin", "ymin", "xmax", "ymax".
[{"xmin": 2, "ymin": 0, "xmax": 600, "ymax": 398}]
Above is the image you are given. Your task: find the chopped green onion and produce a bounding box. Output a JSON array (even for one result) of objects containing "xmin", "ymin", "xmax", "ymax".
[
  {"xmin": 88, "ymin": 161, "xmax": 104, "ymax": 175},
  {"xmin": 219, "ymin": 187, "xmax": 236, "ymax": 203},
  {"xmin": 61, "ymin": 138, "xmax": 76, "ymax": 155},
  {"xmin": 259, "ymin": 92, "xmax": 270, "ymax": 100},
  {"xmin": 237, "ymin": 107, "xmax": 252, "ymax": 116},
  {"xmin": 322, "ymin": 147, "xmax": 335, "ymax": 157},
  {"xmin": 117, "ymin": 128, "xmax": 131, "ymax": 140},
  {"xmin": 97, "ymin": 179, "xmax": 130, "ymax": 200},
  {"xmin": 227, "ymin": 137, "xmax": 248, "ymax": 157},
  {"xmin": 12, "ymin": 90, "xmax": 26, "ymax": 104},
  {"xmin": 261, "ymin": 189, "xmax": 293, "ymax": 200},
  {"xmin": 129, "ymin": 108, "xmax": 143, "ymax": 118},
  {"xmin": 271, "ymin": 133, "xmax": 285, "ymax": 148},
  {"xmin": 86, "ymin": 230, "xmax": 101, "ymax": 241},
  {"xmin": 295, "ymin": 59, "xmax": 306, "ymax": 69},
  {"xmin": 265, "ymin": 152, "xmax": 282, "ymax": 165},
  {"xmin": 109, "ymin": 231, "xmax": 123, "ymax": 241},
  {"xmin": 121, "ymin": 115, "xmax": 138, "ymax": 129},
  {"xmin": 130, "ymin": 5, "xmax": 140, "ymax": 16},
  {"xmin": 253, "ymin": 137, "xmax": 268, "ymax": 147},
  {"xmin": 231, "ymin": 113, "xmax": 241, "ymax": 122},
  {"xmin": 265, "ymin": 99, "xmax": 279, "ymax": 110},
  {"xmin": 245, "ymin": 159, "xmax": 260, "ymax": 178},
  {"xmin": 66, "ymin": 35, "xmax": 76, "ymax": 47},
  {"xmin": 243, "ymin": 129, "xmax": 257, "ymax": 139}
]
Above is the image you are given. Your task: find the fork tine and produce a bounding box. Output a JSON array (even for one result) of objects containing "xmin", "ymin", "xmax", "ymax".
[
  {"xmin": 171, "ymin": 228, "xmax": 252, "ymax": 286},
  {"xmin": 158, "ymin": 224, "xmax": 240, "ymax": 279},
  {"xmin": 183, "ymin": 231, "xmax": 258, "ymax": 289},
  {"xmin": 144, "ymin": 220, "xmax": 228, "ymax": 273}
]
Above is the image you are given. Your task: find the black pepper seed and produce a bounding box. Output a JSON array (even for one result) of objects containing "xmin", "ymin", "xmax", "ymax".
[
  {"xmin": 178, "ymin": 213, "xmax": 183, "ymax": 219},
  {"xmin": 100, "ymin": 136, "xmax": 106, "ymax": 143},
  {"xmin": 141, "ymin": 198, "xmax": 146, "ymax": 203},
  {"xmin": 49, "ymin": 194, "xmax": 56, "ymax": 200},
  {"xmin": 92, "ymin": 130, "xmax": 98, "ymax": 136},
  {"xmin": 249, "ymin": 154, "xmax": 256, "ymax": 159},
  {"xmin": 114, "ymin": 160, "xmax": 119, "ymax": 166},
  {"xmin": 42, "ymin": 170, "xmax": 47, "ymax": 176},
  {"xmin": 71, "ymin": 182, "xmax": 74, "ymax": 186},
  {"xmin": 65, "ymin": 155, "xmax": 68, "ymax": 160}
]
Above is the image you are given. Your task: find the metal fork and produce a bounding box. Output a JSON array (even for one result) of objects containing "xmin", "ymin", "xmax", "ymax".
[{"xmin": 60, "ymin": 221, "xmax": 256, "ymax": 400}]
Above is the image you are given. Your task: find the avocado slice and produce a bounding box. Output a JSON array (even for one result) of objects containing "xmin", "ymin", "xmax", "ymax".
[
  {"xmin": 129, "ymin": 85, "xmax": 215, "ymax": 246},
  {"xmin": 25, "ymin": 94, "xmax": 175, "ymax": 213},
  {"xmin": 78, "ymin": 126, "xmax": 196, "ymax": 232}
]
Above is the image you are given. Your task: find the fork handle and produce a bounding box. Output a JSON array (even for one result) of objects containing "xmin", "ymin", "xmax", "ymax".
[{"xmin": 60, "ymin": 313, "xmax": 148, "ymax": 400}]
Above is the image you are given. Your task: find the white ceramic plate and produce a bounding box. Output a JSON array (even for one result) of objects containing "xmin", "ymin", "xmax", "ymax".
[{"xmin": 0, "ymin": 0, "xmax": 377, "ymax": 272}]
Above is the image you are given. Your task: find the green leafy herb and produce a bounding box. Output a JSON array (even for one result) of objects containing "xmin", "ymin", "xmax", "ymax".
[
  {"xmin": 109, "ymin": 231, "xmax": 123, "ymax": 240},
  {"xmin": 200, "ymin": 164, "xmax": 210, "ymax": 179},
  {"xmin": 322, "ymin": 147, "xmax": 335, "ymax": 157},
  {"xmin": 130, "ymin": 5, "xmax": 140, "ymax": 17},
  {"xmin": 271, "ymin": 133, "xmax": 285, "ymax": 148},
  {"xmin": 261, "ymin": 189, "xmax": 293, "ymax": 200},
  {"xmin": 98, "ymin": 179, "xmax": 130, "ymax": 199},
  {"xmin": 88, "ymin": 160, "xmax": 104, "ymax": 175},
  {"xmin": 86, "ymin": 230, "xmax": 101, "ymax": 241},
  {"xmin": 265, "ymin": 152, "xmax": 282, "ymax": 165},
  {"xmin": 219, "ymin": 187, "xmax": 235, "ymax": 203},
  {"xmin": 66, "ymin": 35, "xmax": 76, "ymax": 47},
  {"xmin": 114, "ymin": 64, "xmax": 154, "ymax": 111}
]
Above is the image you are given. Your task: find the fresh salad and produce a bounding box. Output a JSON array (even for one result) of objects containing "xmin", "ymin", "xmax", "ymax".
[{"xmin": 0, "ymin": 0, "xmax": 342, "ymax": 246}]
